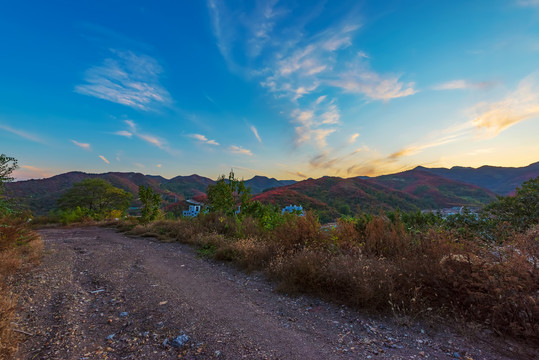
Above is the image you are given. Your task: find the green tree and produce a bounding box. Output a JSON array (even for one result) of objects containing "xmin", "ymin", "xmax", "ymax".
[
  {"xmin": 138, "ymin": 185, "xmax": 161, "ymax": 223},
  {"xmin": 206, "ymin": 170, "xmax": 252, "ymax": 216},
  {"xmin": 0, "ymin": 154, "xmax": 18, "ymax": 215},
  {"xmin": 484, "ymin": 177, "xmax": 539, "ymax": 232},
  {"xmin": 58, "ymin": 178, "xmax": 132, "ymax": 218}
]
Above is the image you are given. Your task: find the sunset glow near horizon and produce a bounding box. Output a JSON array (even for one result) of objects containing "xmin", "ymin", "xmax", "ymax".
[{"xmin": 1, "ymin": 1, "xmax": 539, "ymax": 181}]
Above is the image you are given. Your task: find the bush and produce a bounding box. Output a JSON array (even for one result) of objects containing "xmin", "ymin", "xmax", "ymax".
[
  {"xmin": 112, "ymin": 205, "xmax": 538, "ymax": 340},
  {"xmin": 0, "ymin": 215, "xmax": 42, "ymax": 358}
]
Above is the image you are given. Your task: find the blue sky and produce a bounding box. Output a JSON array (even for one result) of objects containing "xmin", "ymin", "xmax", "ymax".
[{"xmin": 1, "ymin": 0, "xmax": 538, "ymax": 180}]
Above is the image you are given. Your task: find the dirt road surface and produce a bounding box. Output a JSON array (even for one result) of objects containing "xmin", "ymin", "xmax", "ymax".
[{"xmin": 11, "ymin": 227, "xmax": 534, "ymax": 359}]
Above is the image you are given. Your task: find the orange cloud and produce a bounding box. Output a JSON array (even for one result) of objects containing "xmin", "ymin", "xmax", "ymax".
[{"xmin": 471, "ymin": 73, "xmax": 539, "ymax": 137}]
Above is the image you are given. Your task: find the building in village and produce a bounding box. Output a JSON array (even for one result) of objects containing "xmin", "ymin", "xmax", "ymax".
[
  {"xmin": 182, "ymin": 199, "xmax": 204, "ymax": 218},
  {"xmin": 282, "ymin": 205, "xmax": 304, "ymax": 216}
]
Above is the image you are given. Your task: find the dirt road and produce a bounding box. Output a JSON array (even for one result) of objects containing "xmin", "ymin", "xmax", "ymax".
[{"xmin": 11, "ymin": 227, "xmax": 532, "ymax": 359}]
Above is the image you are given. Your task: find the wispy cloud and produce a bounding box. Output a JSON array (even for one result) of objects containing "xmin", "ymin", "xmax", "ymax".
[
  {"xmin": 207, "ymin": 0, "xmax": 240, "ymax": 73},
  {"xmin": 207, "ymin": 0, "xmax": 287, "ymax": 73},
  {"xmin": 207, "ymin": 2, "xmax": 416, "ymax": 155},
  {"xmin": 346, "ymin": 157, "xmax": 410, "ymax": 177},
  {"xmin": 137, "ymin": 133, "xmax": 165, "ymax": 148},
  {"xmin": 99, "ymin": 155, "xmax": 110, "ymax": 164},
  {"xmin": 291, "ymin": 98, "xmax": 340, "ymax": 148},
  {"xmin": 229, "ymin": 145, "xmax": 253, "ymax": 156},
  {"xmin": 0, "ymin": 123, "xmax": 43, "ymax": 143},
  {"xmin": 330, "ymin": 57, "xmax": 417, "ymax": 100},
  {"xmin": 115, "ymin": 120, "xmax": 177, "ymax": 154},
  {"xmin": 517, "ymin": 0, "xmax": 539, "ymax": 7},
  {"xmin": 71, "ymin": 139, "xmax": 91, "ymax": 150},
  {"xmin": 348, "ymin": 133, "xmax": 360, "ymax": 144},
  {"xmin": 13, "ymin": 165, "xmax": 53, "ymax": 180},
  {"xmin": 125, "ymin": 120, "xmax": 136, "ymax": 131},
  {"xmin": 188, "ymin": 133, "xmax": 220, "ymax": 146},
  {"xmin": 470, "ymin": 73, "xmax": 539, "ymax": 137},
  {"xmin": 433, "ymin": 79, "xmax": 495, "ymax": 91},
  {"xmin": 114, "ymin": 130, "xmax": 133, "ymax": 137},
  {"xmin": 388, "ymin": 132, "xmax": 466, "ymax": 160},
  {"xmin": 309, "ymin": 147, "xmax": 367, "ymax": 171},
  {"xmin": 284, "ymin": 170, "xmax": 308, "ymax": 179},
  {"xmin": 75, "ymin": 50, "xmax": 171, "ymax": 111},
  {"xmin": 382, "ymin": 73, "xmax": 539, "ymax": 162},
  {"xmin": 250, "ymin": 125, "xmax": 262, "ymax": 143}
]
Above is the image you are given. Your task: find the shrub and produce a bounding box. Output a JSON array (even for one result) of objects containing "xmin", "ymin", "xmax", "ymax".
[
  {"xmin": 113, "ymin": 205, "xmax": 538, "ymax": 340},
  {"xmin": 0, "ymin": 215, "xmax": 42, "ymax": 358}
]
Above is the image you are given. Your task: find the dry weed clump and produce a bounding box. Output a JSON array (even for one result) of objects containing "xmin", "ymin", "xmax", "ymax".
[
  {"xmin": 271, "ymin": 213, "xmax": 326, "ymax": 252},
  {"xmin": 214, "ymin": 237, "xmax": 276, "ymax": 272},
  {"xmin": 0, "ymin": 216, "xmax": 43, "ymax": 358},
  {"xmin": 0, "ymin": 287, "xmax": 16, "ymax": 359},
  {"xmin": 362, "ymin": 216, "xmax": 409, "ymax": 258},
  {"xmin": 117, "ymin": 213, "xmax": 537, "ymax": 340}
]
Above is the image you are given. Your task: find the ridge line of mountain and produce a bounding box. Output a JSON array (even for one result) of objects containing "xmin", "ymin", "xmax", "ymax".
[{"xmin": 6, "ymin": 161, "xmax": 538, "ymax": 218}]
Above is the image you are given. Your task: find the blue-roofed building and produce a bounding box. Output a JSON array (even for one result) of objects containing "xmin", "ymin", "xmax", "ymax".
[
  {"xmin": 282, "ymin": 205, "xmax": 304, "ymax": 216},
  {"xmin": 182, "ymin": 199, "xmax": 204, "ymax": 218}
]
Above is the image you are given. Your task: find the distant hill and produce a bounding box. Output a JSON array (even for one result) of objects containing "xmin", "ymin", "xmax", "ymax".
[
  {"xmin": 253, "ymin": 171, "xmax": 497, "ymax": 222},
  {"xmin": 6, "ymin": 172, "xmax": 177, "ymax": 215},
  {"xmin": 244, "ymin": 176, "xmax": 296, "ymax": 194},
  {"xmin": 5, "ymin": 172, "xmax": 294, "ymax": 215},
  {"xmin": 6, "ymin": 162, "xmax": 536, "ymax": 218},
  {"xmin": 367, "ymin": 168, "xmax": 497, "ymax": 209},
  {"xmin": 161, "ymin": 174, "xmax": 215, "ymax": 199},
  {"xmin": 254, "ymin": 176, "xmax": 424, "ymax": 223},
  {"xmin": 417, "ymin": 161, "xmax": 539, "ymax": 195}
]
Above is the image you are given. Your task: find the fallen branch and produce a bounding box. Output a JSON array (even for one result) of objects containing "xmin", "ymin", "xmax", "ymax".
[{"xmin": 11, "ymin": 328, "xmax": 34, "ymax": 336}]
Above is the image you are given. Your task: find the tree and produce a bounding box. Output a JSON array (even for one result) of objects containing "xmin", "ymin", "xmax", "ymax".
[
  {"xmin": 58, "ymin": 178, "xmax": 132, "ymax": 218},
  {"xmin": 0, "ymin": 154, "xmax": 18, "ymax": 215},
  {"xmin": 484, "ymin": 177, "xmax": 538, "ymax": 232},
  {"xmin": 0, "ymin": 154, "xmax": 17, "ymax": 187},
  {"xmin": 138, "ymin": 185, "xmax": 161, "ymax": 223},
  {"xmin": 206, "ymin": 170, "xmax": 252, "ymax": 216}
]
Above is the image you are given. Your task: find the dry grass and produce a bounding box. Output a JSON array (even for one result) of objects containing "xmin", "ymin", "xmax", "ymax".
[
  {"xmin": 0, "ymin": 215, "xmax": 42, "ymax": 358},
  {"xmin": 111, "ymin": 214, "xmax": 538, "ymax": 341}
]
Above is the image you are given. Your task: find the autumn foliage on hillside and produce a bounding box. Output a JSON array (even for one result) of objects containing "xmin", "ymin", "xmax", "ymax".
[
  {"xmin": 253, "ymin": 170, "xmax": 497, "ymax": 222},
  {"xmin": 111, "ymin": 179, "xmax": 539, "ymax": 341}
]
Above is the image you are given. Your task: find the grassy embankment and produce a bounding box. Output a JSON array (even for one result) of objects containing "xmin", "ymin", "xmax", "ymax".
[
  {"xmin": 106, "ymin": 211, "xmax": 538, "ymax": 342},
  {"xmin": 0, "ymin": 215, "xmax": 42, "ymax": 358}
]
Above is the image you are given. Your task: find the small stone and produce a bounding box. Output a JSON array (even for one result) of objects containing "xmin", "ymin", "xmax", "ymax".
[
  {"xmin": 215, "ymin": 350, "xmax": 221, "ymax": 357},
  {"xmin": 171, "ymin": 334, "xmax": 189, "ymax": 348},
  {"xmin": 119, "ymin": 312, "xmax": 128, "ymax": 317},
  {"xmin": 453, "ymin": 352, "xmax": 461, "ymax": 359},
  {"xmin": 106, "ymin": 334, "xmax": 115, "ymax": 340}
]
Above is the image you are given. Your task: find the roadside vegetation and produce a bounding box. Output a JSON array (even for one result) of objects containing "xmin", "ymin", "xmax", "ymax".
[
  {"xmin": 109, "ymin": 174, "xmax": 538, "ymax": 342},
  {"xmin": 33, "ymin": 170, "xmax": 539, "ymax": 341},
  {"xmin": 0, "ymin": 154, "xmax": 42, "ymax": 358}
]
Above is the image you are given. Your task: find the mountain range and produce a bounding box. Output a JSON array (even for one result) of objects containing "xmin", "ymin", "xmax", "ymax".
[
  {"xmin": 416, "ymin": 162, "xmax": 539, "ymax": 195},
  {"xmin": 6, "ymin": 162, "xmax": 538, "ymax": 220}
]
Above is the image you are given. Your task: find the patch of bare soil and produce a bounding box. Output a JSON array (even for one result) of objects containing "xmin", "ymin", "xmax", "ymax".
[{"xmin": 11, "ymin": 227, "xmax": 536, "ymax": 359}]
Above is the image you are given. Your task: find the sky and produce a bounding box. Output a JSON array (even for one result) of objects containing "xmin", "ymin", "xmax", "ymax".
[{"xmin": 1, "ymin": 0, "xmax": 539, "ymax": 181}]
